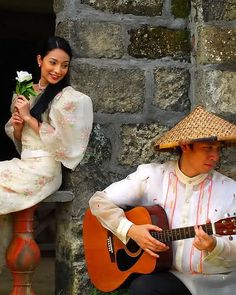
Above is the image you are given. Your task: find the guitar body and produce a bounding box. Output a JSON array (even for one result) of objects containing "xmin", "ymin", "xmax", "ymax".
[{"xmin": 83, "ymin": 205, "xmax": 173, "ymax": 292}]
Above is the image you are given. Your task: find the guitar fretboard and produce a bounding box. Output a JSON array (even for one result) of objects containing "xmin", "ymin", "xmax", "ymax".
[{"xmin": 151, "ymin": 223, "xmax": 213, "ymax": 243}]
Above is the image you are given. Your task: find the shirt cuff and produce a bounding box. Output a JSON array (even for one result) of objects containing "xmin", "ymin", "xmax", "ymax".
[
  {"xmin": 203, "ymin": 236, "xmax": 224, "ymax": 262},
  {"xmin": 117, "ymin": 218, "xmax": 133, "ymax": 244}
]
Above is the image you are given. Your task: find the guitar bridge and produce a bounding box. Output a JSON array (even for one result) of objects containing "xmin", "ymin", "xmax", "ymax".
[{"xmin": 107, "ymin": 231, "xmax": 116, "ymax": 262}]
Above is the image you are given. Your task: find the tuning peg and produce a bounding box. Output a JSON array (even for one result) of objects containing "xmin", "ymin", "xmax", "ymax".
[
  {"xmin": 224, "ymin": 213, "xmax": 230, "ymax": 218},
  {"xmin": 229, "ymin": 235, "xmax": 234, "ymax": 241}
]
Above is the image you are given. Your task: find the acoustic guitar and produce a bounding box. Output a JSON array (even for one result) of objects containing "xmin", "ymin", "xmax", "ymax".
[{"xmin": 83, "ymin": 205, "xmax": 236, "ymax": 292}]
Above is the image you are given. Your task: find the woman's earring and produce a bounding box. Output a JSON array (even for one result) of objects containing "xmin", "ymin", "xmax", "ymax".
[{"xmin": 38, "ymin": 64, "xmax": 41, "ymax": 67}]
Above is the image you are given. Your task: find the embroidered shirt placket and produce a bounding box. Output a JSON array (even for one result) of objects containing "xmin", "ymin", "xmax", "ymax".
[
  {"xmin": 175, "ymin": 183, "xmax": 193, "ymax": 270},
  {"xmin": 174, "ymin": 162, "xmax": 208, "ymax": 272}
]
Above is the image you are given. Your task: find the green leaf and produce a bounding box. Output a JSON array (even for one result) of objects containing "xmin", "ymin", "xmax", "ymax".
[
  {"xmin": 27, "ymin": 88, "xmax": 37, "ymax": 96},
  {"xmin": 26, "ymin": 81, "xmax": 33, "ymax": 88},
  {"xmin": 16, "ymin": 83, "xmax": 20, "ymax": 94},
  {"xmin": 21, "ymin": 85, "xmax": 27, "ymax": 93}
]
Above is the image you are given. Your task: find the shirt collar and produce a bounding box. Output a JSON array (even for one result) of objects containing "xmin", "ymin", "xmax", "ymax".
[{"xmin": 175, "ymin": 161, "xmax": 209, "ymax": 186}]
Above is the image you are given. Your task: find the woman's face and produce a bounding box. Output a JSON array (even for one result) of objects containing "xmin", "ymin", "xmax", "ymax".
[{"xmin": 37, "ymin": 48, "xmax": 70, "ymax": 86}]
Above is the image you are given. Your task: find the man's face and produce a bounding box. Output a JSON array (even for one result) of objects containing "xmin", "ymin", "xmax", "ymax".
[{"xmin": 181, "ymin": 142, "xmax": 221, "ymax": 176}]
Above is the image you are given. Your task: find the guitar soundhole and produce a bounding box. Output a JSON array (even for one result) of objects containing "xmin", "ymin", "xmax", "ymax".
[
  {"xmin": 116, "ymin": 246, "xmax": 144, "ymax": 271},
  {"xmin": 126, "ymin": 239, "xmax": 140, "ymax": 253}
]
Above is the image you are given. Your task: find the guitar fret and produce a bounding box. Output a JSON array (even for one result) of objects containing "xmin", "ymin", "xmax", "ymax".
[
  {"xmin": 164, "ymin": 230, "xmax": 169, "ymax": 243},
  {"xmin": 159, "ymin": 225, "xmax": 214, "ymax": 242},
  {"xmin": 149, "ymin": 208, "xmax": 233, "ymax": 245},
  {"xmin": 152, "ymin": 225, "xmax": 209, "ymax": 242},
  {"xmin": 188, "ymin": 227, "xmax": 192, "ymax": 237},
  {"xmin": 172, "ymin": 229, "xmax": 176, "ymax": 241}
]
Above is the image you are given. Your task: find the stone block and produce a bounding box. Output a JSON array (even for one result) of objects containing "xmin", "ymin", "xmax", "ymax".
[
  {"xmin": 202, "ymin": 0, "xmax": 236, "ymax": 21},
  {"xmin": 81, "ymin": 0, "xmax": 164, "ymax": 16},
  {"xmin": 219, "ymin": 147, "xmax": 236, "ymax": 181},
  {"xmin": 56, "ymin": 21, "xmax": 77, "ymax": 50},
  {"xmin": 153, "ymin": 68, "xmax": 190, "ymax": 111},
  {"xmin": 76, "ymin": 21, "xmax": 124, "ymax": 58},
  {"xmin": 70, "ymin": 63, "xmax": 145, "ymax": 113},
  {"xmin": 128, "ymin": 26, "xmax": 190, "ymax": 61},
  {"xmin": 80, "ymin": 124, "xmax": 112, "ymax": 166},
  {"xmin": 195, "ymin": 70, "xmax": 236, "ymax": 115},
  {"xmin": 118, "ymin": 124, "xmax": 178, "ymax": 166},
  {"xmin": 171, "ymin": 0, "xmax": 191, "ymax": 19},
  {"xmin": 196, "ymin": 26, "xmax": 236, "ymax": 64},
  {"xmin": 53, "ymin": 0, "xmax": 65, "ymax": 13}
]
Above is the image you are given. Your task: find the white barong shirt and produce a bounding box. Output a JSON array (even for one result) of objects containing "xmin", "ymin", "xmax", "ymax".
[{"xmin": 90, "ymin": 160, "xmax": 236, "ymax": 295}]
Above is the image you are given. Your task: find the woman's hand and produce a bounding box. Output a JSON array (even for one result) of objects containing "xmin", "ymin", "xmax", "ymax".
[
  {"xmin": 14, "ymin": 95, "xmax": 31, "ymax": 122},
  {"xmin": 11, "ymin": 111, "xmax": 24, "ymax": 140},
  {"xmin": 14, "ymin": 95, "xmax": 40, "ymax": 134},
  {"xmin": 12, "ymin": 111, "xmax": 24, "ymax": 128},
  {"xmin": 127, "ymin": 224, "xmax": 169, "ymax": 258}
]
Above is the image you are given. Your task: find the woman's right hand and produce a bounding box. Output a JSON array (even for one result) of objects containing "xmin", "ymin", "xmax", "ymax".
[{"xmin": 11, "ymin": 111, "xmax": 24, "ymax": 139}]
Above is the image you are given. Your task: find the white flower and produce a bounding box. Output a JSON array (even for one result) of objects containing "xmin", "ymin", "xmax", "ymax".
[
  {"xmin": 16, "ymin": 71, "xmax": 32, "ymax": 83},
  {"xmin": 15, "ymin": 71, "xmax": 37, "ymax": 100}
]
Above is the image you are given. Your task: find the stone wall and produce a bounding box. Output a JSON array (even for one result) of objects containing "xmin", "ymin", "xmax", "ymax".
[
  {"xmin": 191, "ymin": 0, "xmax": 236, "ymax": 177},
  {"xmin": 53, "ymin": 1, "xmax": 236, "ymax": 294}
]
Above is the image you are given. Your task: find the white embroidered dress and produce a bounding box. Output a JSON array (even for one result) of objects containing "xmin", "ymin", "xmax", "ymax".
[
  {"xmin": 90, "ymin": 161, "xmax": 236, "ymax": 295},
  {"xmin": 0, "ymin": 86, "xmax": 93, "ymax": 268}
]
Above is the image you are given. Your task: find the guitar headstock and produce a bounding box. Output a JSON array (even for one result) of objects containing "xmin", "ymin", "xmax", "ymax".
[{"xmin": 215, "ymin": 216, "xmax": 236, "ymax": 236}]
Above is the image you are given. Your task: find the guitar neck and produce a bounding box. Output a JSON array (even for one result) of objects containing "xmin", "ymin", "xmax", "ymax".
[{"xmin": 151, "ymin": 223, "xmax": 213, "ymax": 243}]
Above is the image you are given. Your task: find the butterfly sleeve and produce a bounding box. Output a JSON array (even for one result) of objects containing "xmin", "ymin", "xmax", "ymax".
[{"xmin": 39, "ymin": 87, "xmax": 93, "ymax": 170}]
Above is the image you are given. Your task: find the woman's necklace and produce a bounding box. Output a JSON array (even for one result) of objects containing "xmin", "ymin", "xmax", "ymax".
[{"xmin": 38, "ymin": 80, "xmax": 47, "ymax": 91}]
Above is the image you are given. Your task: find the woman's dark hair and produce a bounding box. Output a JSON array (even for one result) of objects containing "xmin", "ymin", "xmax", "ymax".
[{"xmin": 30, "ymin": 36, "xmax": 72, "ymax": 122}]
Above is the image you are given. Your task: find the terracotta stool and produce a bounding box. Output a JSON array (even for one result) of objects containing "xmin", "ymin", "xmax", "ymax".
[
  {"xmin": 6, "ymin": 205, "xmax": 40, "ymax": 295},
  {"xmin": 5, "ymin": 190, "xmax": 74, "ymax": 295}
]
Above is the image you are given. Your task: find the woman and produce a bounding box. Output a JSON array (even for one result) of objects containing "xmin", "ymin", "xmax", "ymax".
[{"xmin": 0, "ymin": 36, "xmax": 93, "ymax": 268}]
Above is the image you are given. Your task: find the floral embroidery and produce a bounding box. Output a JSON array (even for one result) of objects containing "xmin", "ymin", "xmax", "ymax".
[
  {"xmin": 23, "ymin": 189, "xmax": 34, "ymax": 197},
  {"xmin": 63, "ymin": 101, "xmax": 77, "ymax": 112},
  {"xmin": 54, "ymin": 149, "xmax": 67, "ymax": 160},
  {"xmin": 0, "ymin": 169, "xmax": 13, "ymax": 181},
  {"xmin": 41, "ymin": 124, "xmax": 55, "ymax": 135},
  {"xmin": 34, "ymin": 176, "xmax": 49, "ymax": 189}
]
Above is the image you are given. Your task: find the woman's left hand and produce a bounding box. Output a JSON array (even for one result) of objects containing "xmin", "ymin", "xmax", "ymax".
[{"xmin": 14, "ymin": 95, "xmax": 31, "ymax": 122}]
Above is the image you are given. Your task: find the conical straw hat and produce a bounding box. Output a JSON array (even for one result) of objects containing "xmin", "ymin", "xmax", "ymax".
[{"xmin": 154, "ymin": 106, "xmax": 236, "ymax": 151}]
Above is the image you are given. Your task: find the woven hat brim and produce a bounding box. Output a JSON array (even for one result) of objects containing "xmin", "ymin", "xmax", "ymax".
[{"xmin": 154, "ymin": 106, "xmax": 236, "ymax": 151}]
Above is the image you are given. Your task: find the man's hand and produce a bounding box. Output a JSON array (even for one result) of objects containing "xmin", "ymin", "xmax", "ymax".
[
  {"xmin": 193, "ymin": 225, "xmax": 216, "ymax": 252},
  {"xmin": 127, "ymin": 224, "xmax": 169, "ymax": 258}
]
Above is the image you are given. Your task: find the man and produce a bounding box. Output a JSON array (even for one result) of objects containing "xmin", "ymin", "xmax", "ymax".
[{"xmin": 89, "ymin": 106, "xmax": 236, "ymax": 295}]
